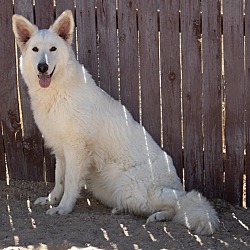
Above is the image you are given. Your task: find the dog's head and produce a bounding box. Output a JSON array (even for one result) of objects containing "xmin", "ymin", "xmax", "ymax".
[{"xmin": 12, "ymin": 10, "xmax": 74, "ymax": 88}]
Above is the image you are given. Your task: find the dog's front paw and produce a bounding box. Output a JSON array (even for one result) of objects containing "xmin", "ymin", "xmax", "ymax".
[
  {"xmin": 34, "ymin": 197, "xmax": 50, "ymax": 205},
  {"xmin": 46, "ymin": 206, "xmax": 72, "ymax": 215},
  {"xmin": 34, "ymin": 195, "xmax": 59, "ymax": 206}
]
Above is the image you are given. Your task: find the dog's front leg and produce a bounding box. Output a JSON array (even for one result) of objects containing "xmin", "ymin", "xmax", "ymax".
[
  {"xmin": 46, "ymin": 146, "xmax": 89, "ymax": 215},
  {"xmin": 35, "ymin": 155, "xmax": 65, "ymax": 206}
]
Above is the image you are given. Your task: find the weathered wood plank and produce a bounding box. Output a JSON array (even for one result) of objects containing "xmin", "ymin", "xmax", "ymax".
[
  {"xmin": 223, "ymin": 0, "xmax": 244, "ymax": 205},
  {"xmin": 180, "ymin": 0, "xmax": 203, "ymax": 192},
  {"xmin": 245, "ymin": 0, "xmax": 250, "ymax": 207},
  {"xmin": 0, "ymin": 0, "xmax": 24, "ymax": 180},
  {"xmin": 202, "ymin": 0, "xmax": 224, "ymax": 199},
  {"xmin": 34, "ymin": 0, "xmax": 54, "ymax": 28},
  {"xmin": 76, "ymin": 0, "xmax": 98, "ymax": 82},
  {"xmin": 14, "ymin": 0, "xmax": 45, "ymax": 181},
  {"xmin": 56, "ymin": 0, "xmax": 75, "ymax": 16},
  {"xmin": 160, "ymin": 0, "xmax": 182, "ymax": 179},
  {"xmin": 34, "ymin": 0, "xmax": 55, "ymax": 182},
  {"xmin": 117, "ymin": 0, "xmax": 139, "ymax": 122},
  {"xmin": 0, "ymin": 130, "xmax": 5, "ymax": 180},
  {"xmin": 138, "ymin": 0, "xmax": 161, "ymax": 145},
  {"xmin": 96, "ymin": 0, "xmax": 119, "ymax": 99}
]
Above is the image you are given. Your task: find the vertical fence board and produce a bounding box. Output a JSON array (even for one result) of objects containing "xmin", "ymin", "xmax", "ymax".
[
  {"xmin": 223, "ymin": 0, "xmax": 244, "ymax": 205},
  {"xmin": 0, "ymin": 0, "xmax": 25, "ymax": 180},
  {"xmin": 34, "ymin": 0, "xmax": 54, "ymax": 28},
  {"xmin": 76, "ymin": 0, "xmax": 98, "ymax": 83},
  {"xmin": 160, "ymin": 0, "xmax": 182, "ymax": 179},
  {"xmin": 34, "ymin": 0, "xmax": 55, "ymax": 182},
  {"xmin": 96, "ymin": 0, "xmax": 118, "ymax": 99},
  {"xmin": 180, "ymin": 0, "xmax": 203, "ymax": 192},
  {"xmin": 0, "ymin": 129, "xmax": 5, "ymax": 180},
  {"xmin": 55, "ymin": 0, "xmax": 75, "ymax": 16},
  {"xmin": 14, "ymin": 0, "xmax": 45, "ymax": 181},
  {"xmin": 118, "ymin": 0, "xmax": 139, "ymax": 122},
  {"xmin": 202, "ymin": 0, "xmax": 224, "ymax": 199},
  {"xmin": 0, "ymin": 0, "xmax": 248, "ymax": 205},
  {"xmin": 138, "ymin": 0, "xmax": 161, "ymax": 145},
  {"xmin": 245, "ymin": 0, "xmax": 250, "ymax": 207}
]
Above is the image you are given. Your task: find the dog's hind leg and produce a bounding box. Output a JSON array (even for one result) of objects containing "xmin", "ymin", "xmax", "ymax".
[
  {"xmin": 35, "ymin": 154, "xmax": 65, "ymax": 206},
  {"xmin": 146, "ymin": 188, "xmax": 185, "ymax": 223}
]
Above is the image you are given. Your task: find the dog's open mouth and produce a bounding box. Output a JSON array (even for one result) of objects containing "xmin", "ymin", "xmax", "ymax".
[{"xmin": 38, "ymin": 67, "xmax": 55, "ymax": 88}]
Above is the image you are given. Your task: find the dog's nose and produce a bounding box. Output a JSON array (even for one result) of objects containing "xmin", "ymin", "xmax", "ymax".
[{"xmin": 37, "ymin": 63, "xmax": 49, "ymax": 74}]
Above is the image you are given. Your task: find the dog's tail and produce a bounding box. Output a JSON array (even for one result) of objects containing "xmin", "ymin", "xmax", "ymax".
[
  {"xmin": 147, "ymin": 188, "xmax": 219, "ymax": 235},
  {"xmin": 172, "ymin": 190, "xmax": 219, "ymax": 235}
]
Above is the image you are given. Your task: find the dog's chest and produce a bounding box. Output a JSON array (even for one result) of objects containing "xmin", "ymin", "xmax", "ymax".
[{"xmin": 31, "ymin": 93, "xmax": 87, "ymax": 146}]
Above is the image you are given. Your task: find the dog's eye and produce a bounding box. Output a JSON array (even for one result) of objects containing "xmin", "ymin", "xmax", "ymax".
[
  {"xmin": 32, "ymin": 47, "xmax": 39, "ymax": 52},
  {"xmin": 50, "ymin": 46, "xmax": 57, "ymax": 52}
]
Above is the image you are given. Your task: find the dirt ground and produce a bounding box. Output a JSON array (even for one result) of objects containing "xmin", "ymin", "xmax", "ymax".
[{"xmin": 0, "ymin": 180, "xmax": 249, "ymax": 250}]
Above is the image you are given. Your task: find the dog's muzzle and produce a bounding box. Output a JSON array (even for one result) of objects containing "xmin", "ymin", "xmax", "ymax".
[{"xmin": 37, "ymin": 63, "xmax": 55, "ymax": 88}]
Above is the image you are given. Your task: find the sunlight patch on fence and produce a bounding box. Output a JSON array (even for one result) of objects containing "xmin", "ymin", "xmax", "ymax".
[{"xmin": 5, "ymin": 153, "xmax": 9, "ymax": 185}]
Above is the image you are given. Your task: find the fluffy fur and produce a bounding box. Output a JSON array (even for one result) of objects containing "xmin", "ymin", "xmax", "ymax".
[{"xmin": 12, "ymin": 10, "xmax": 219, "ymax": 235}]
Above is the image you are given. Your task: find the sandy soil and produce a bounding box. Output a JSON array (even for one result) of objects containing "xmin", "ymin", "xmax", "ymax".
[{"xmin": 0, "ymin": 180, "xmax": 249, "ymax": 250}]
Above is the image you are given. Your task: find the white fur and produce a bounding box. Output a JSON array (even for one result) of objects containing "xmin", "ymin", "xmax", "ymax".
[{"xmin": 12, "ymin": 10, "xmax": 219, "ymax": 235}]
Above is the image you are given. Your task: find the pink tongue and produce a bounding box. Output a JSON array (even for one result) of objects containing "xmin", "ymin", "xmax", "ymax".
[{"xmin": 39, "ymin": 75, "xmax": 51, "ymax": 88}]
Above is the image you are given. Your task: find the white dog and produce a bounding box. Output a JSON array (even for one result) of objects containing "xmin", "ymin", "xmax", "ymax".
[{"xmin": 12, "ymin": 10, "xmax": 219, "ymax": 235}]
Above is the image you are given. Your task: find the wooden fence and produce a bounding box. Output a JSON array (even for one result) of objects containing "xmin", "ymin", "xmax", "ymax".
[{"xmin": 0, "ymin": 0, "xmax": 249, "ymax": 207}]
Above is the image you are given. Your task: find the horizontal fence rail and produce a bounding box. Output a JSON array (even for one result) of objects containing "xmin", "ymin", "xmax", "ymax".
[{"xmin": 0, "ymin": 0, "xmax": 249, "ymax": 207}]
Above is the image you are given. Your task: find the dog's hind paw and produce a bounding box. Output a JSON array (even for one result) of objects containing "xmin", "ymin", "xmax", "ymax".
[
  {"xmin": 111, "ymin": 207, "xmax": 121, "ymax": 215},
  {"xmin": 46, "ymin": 206, "xmax": 72, "ymax": 215},
  {"xmin": 111, "ymin": 207, "xmax": 127, "ymax": 215},
  {"xmin": 146, "ymin": 211, "xmax": 174, "ymax": 224}
]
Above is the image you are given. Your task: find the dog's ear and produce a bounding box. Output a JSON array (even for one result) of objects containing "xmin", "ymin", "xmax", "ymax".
[
  {"xmin": 12, "ymin": 15, "xmax": 37, "ymax": 51},
  {"xmin": 50, "ymin": 10, "xmax": 74, "ymax": 45}
]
